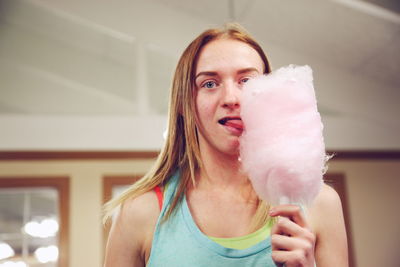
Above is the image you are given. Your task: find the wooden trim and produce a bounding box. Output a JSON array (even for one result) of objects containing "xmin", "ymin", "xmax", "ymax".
[
  {"xmin": 0, "ymin": 176, "xmax": 70, "ymax": 267},
  {"xmin": 324, "ymin": 173, "xmax": 356, "ymax": 267},
  {"xmin": 102, "ymin": 176, "xmax": 141, "ymax": 205},
  {"xmin": 1, "ymin": 150, "xmax": 400, "ymax": 161},
  {"xmin": 0, "ymin": 151, "xmax": 159, "ymax": 160},
  {"xmin": 328, "ymin": 150, "xmax": 400, "ymax": 160},
  {"xmin": 102, "ymin": 175, "xmax": 142, "ymax": 262}
]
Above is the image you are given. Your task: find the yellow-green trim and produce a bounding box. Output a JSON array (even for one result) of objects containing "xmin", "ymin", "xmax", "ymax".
[{"xmin": 208, "ymin": 220, "xmax": 273, "ymax": 250}]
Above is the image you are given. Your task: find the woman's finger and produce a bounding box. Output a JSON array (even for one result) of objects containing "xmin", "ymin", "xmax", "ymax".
[
  {"xmin": 271, "ymin": 233, "xmax": 310, "ymax": 251},
  {"xmin": 269, "ymin": 204, "xmax": 308, "ymax": 229},
  {"xmin": 272, "ymin": 249, "xmax": 310, "ymax": 267},
  {"xmin": 271, "ymin": 216, "xmax": 314, "ymax": 242},
  {"xmin": 269, "ymin": 204, "xmax": 316, "ymax": 266}
]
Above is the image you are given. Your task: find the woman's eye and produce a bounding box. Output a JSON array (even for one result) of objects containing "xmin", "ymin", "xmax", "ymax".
[
  {"xmin": 240, "ymin": 77, "xmax": 250, "ymax": 84},
  {"xmin": 202, "ymin": 81, "xmax": 217, "ymax": 89}
]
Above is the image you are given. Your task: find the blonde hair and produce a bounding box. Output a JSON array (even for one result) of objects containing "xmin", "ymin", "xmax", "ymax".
[{"xmin": 103, "ymin": 23, "xmax": 272, "ymax": 231}]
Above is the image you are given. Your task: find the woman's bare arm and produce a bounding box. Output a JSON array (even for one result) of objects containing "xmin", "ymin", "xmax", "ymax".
[
  {"xmin": 103, "ymin": 191, "xmax": 160, "ymax": 267},
  {"xmin": 310, "ymin": 184, "xmax": 349, "ymax": 267}
]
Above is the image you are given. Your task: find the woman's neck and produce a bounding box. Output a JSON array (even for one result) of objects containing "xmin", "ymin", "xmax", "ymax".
[{"xmin": 196, "ymin": 142, "xmax": 251, "ymax": 194}]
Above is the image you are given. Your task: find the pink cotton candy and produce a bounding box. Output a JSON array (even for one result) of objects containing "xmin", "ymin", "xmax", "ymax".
[{"xmin": 240, "ymin": 65, "xmax": 326, "ymax": 206}]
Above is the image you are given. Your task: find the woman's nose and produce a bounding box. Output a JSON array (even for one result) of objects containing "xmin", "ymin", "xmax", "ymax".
[{"xmin": 222, "ymin": 81, "xmax": 241, "ymax": 108}]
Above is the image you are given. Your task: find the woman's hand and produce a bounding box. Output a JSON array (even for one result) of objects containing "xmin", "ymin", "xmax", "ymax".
[{"xmin": 269, "ymin": 205, "xmax": 316, "ymax": 267}]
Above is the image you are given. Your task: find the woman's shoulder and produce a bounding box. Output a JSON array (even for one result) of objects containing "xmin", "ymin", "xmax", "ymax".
[
  {"xmin": 105, "ymin": 190, "xmax": 161, "ymax": 265},
  {"xmin": 308, "ymin": 183, "xmax": 347, "ymax": 240},
  {"xmin": 314, "ymin": 183, "xmax": 342, "ymax": 209},
  {"xmin": 118, "ymin": 189, "xmax": 161, "ymax": 238}
]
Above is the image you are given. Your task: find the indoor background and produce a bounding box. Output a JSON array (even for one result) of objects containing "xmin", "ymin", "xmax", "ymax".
[{"xmin": 0, "ymin": 0, "xmax": 399, "ymax": 267}]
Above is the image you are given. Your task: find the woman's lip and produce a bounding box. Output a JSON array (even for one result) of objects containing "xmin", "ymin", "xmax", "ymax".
[{"xmin": 222, "ymin": 123, "xmax": 243, "ymax": 136}]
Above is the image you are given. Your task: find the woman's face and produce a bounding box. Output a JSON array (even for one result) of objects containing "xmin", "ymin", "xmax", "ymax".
[{"xmin": 194, "ymin": 38, "xmax": 264, "ymax": 156}]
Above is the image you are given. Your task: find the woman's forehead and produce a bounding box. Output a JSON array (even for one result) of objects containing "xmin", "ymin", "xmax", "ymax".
[{"xmin": 195, "ymin": 38, "xmax": 264, "ymax": 74}]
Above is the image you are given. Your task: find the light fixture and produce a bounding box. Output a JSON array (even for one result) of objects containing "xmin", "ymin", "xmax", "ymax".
[
  {"xmin": 0, "ymin": 242, "xmax": 14, "ymax": 260},
  {"xmin": 34, "ymin": 245, "xmax": 58, "ymax": 263},
  {"xmin": 0, "ymin": 261, "xmax": 27, "ymax": 267},
  {"xmin": 23, "ymin": 218, "xmax": 59, "ymax": 238}
]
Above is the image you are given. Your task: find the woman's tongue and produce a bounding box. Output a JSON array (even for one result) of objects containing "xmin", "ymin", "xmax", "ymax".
[{"xmin": 223, "ymin": 119, "xmax": 243, "ymax": 131}]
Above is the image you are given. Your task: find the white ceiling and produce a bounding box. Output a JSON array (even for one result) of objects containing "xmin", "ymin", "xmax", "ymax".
[{"xmin": 0, "ymin": 0, "xmax": 399, "ymax": 150}]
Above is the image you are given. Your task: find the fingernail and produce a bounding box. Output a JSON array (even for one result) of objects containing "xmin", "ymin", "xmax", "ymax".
[{"xmin": 269, "ymin": 209, "xmax": 276, "ymax": 216}]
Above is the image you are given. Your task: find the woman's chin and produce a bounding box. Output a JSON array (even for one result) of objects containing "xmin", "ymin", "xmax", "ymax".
[{"xmin": 224, "ymin": 141, "xmax": 241, "ymax": 157}]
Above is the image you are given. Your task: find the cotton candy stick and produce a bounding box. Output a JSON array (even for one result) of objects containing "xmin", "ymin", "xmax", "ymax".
[{"xmin": 240, "ymin": 65, "xmax": 326, "ymax": 206}]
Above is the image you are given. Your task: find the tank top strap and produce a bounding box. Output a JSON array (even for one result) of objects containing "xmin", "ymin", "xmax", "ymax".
[{"xmin": 159, "ymin": 170, "xmax": 180, "ymax": 215}]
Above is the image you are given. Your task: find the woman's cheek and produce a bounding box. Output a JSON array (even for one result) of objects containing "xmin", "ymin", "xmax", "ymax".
[{"xmin": 196, "ymin": 96, "xmax": 216, "ymax": 120}]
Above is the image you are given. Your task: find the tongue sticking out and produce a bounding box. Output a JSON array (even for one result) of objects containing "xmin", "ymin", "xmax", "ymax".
[
  {"xmin": 224, "ymin": 120, "xmax": 244, "ymax": 130},
  {"xmin": 218, "ymin": 118, "xmax": 244, "ymax": 131}
]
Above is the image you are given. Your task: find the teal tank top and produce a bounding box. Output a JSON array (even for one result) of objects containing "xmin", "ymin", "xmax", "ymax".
[{"xmin": 147, "ymin": 171, "xmax": 277, "ymax": 267}]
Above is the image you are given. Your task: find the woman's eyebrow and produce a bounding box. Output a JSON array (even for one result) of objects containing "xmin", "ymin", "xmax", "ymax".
[
  {"xmin": 237, "ymin": 67, "xmax": 260, "ymax": 74},
  {"xmin": 196, "ymin": 68, "xmax": 259, "ymax": 79},
  {"xmin": 195, "ymin": 71, "xmax": 218, "ymax": 79}
]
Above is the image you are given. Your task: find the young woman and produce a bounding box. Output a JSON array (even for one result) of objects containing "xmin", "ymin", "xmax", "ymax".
[{"xmin": 103, "ymin": 23, "xmax": 348, "ymax": 267}]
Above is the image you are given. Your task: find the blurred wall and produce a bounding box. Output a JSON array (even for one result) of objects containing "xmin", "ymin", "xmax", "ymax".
[{"xmin": 328, "ymin": 159, "xmax": 400, "ymax": 267}]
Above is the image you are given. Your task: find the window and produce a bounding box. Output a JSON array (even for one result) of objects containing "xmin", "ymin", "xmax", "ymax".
[{"xmin": 0, "ymin": 177, "xmax": 69, "ymax": 267}]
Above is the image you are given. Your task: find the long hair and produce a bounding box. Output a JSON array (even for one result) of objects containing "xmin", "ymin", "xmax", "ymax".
[{"xmin": 103, "ymin": 23, "xmax": 272, "ymax": 230}]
